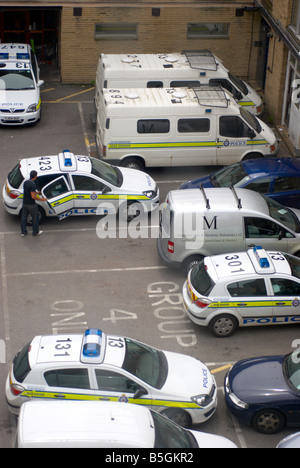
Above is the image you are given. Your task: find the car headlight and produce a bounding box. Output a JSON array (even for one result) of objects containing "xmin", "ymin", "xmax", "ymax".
[
  {"xmin": 27, "ymin": 103, "xmax": 37, "ymax": 113},
  {"xmin": 143, "ymin": 190, "xmax": 156, "ymax": 199},
  {"xmin": 191, "ymin": 393, "xmax": 213, "ymax": 407},
  {"xmin": 225, "ymin": 375, "xmax": 249, "ymax": 409}
]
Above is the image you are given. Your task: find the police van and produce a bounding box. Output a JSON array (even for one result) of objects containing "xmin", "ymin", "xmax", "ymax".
[
  {"xmin": 95, "ymin": 50, "xmax": 263, "ymax": 116},
  {"xmin": 96, "ymin": 86, "xmax": 277, "ymax": 171},
  {"xmin": 0, "ymin": 43, "xmax": 44, "ymax": 126},
  {"xmin": 157, "ymin": 186, "xmax": 300, "ymax": 273},
  {"xmin": 182, "ymin": 246, "xmax": 300, "ymax": 337},
  {"xmin": 6, "ymin": 329, "xmax": 217, "ymax": 428}
]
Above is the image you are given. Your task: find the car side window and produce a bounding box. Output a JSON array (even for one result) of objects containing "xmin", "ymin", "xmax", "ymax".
[
  {"xmin": 36, "ymin": 174, "xmax": 63, "ymax": 190},
  {"xmin": 244, "ymin": 177, "xmax": 271, "ymax": 194},
  {"xmin": 271, "ymin": 278, "xmax": 300, "ymax": 296},
  {"xmin": 95, "ymin": 369, "xmax": 139, "ymax": 393},
  {"xmin": 44, "ymin": 368, "xmax": 90, "ymax": 389},
  {"xmin": 220, "ymin": 116, "xmax": 250, "ymax": 138},
  {"xmin": 244, "ymin": 217, "xmax": 284, "ymax": 238},
  {"xmin": 72, "ymin": 175, "xmax": 106, "ymax": 192},
  {"xmin": 43, "ymin": 177, "xmax": 70, "ymax": 199},
  {"xmin": 227, "ymin": 278, "xmax": 267, "ymax": 297},
  {"xmin": 274, "ymin": 176, "xmax": 300, "ymax": 193}
]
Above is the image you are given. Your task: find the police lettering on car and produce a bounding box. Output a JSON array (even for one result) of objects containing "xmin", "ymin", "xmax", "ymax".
[{"xmin": 182, "ymin": 246, "xmax": 300, "ymax": 337}]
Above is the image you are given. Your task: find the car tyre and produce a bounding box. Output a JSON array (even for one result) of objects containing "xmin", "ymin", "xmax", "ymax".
[
  {"xmin": 182, "ymin": 255, "xmax": 204, "ymax": 275},
  {"xmin": 119, "ymin": 201, "xmax": 145, "ymax": 222},
  {"xmin": 121, "ymin": 157, "xmax": 145, "ymax": 171},
  {"xmin": 162, "ymin": 408, "xmax": 192, "ymax": 428},
  {"xmin": 208, "ymin": 314, "xmax": 238, "ymax": 337},
  {"xmin": 252, "ymin": 408, "xmax": 285, "ymax": 434}
]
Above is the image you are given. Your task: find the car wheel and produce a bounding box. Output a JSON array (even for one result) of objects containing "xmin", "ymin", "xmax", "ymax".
[
  {"xmin": 162, "ymin": 408, "xmax": 192, "ymax": 428},
  {"xmin": 121, "ymin": 157, "xmax": 145, "ymax": 171},
  {"xmin": 182, "ymin": 255, "xmax": 204, "ymax": 275},
  {"xmin": 119, "ymin": 201, "xmax": 144, "ymax": 222},
  {"xmin": 252, "ymin": 409, "xmax": 285, "ymax": 434},
  {"xmin": 242, "ymin": 152, "xmax": 262, "ymax": 161},
  {"xmin": 208, "ymin": 314, "xmax": 238, "ymax": 337}
]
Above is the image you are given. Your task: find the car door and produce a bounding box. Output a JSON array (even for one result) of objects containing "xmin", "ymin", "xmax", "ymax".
[
  {"xmin": 41, "ymin": 176, "xmax": 74, "ymax": 219},
  {"xmin": 93, "ymin": 368, "xmax": 151, "ymax": 406},
  {"xmin": 43, "ymin": 367, "xmax": 97, "ymax": 401},
  {"xmin": 217, "ymin": 115, "xmax": 253, "ymax": 165},
  {"xmin": 243, "ymin": 216, "xmax": 289, "ymax": 251},
  {"xmin": 268, "ymin": 275, "xmax": 300, "ymax": 324},
  {"xmin": 70, "ymin": 174, "xmax": 115, "ymax": 215},
  {"xmin": 226, "ymin": 277, "xmax": 269, "ymax": 325}
]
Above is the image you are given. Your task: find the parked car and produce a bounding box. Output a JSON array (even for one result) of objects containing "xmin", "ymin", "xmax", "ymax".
[
  {"xmin": 179, "ymin": 157, "xmax": 300, "ymax": 209},
  {"xmin": 224, "ymin": 350, "xmax": 300, "ymax": 434}
]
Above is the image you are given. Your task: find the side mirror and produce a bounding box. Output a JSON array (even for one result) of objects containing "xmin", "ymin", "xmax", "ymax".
[
  {"xmin": 133, "ymin": 387, "xmax": 148, "ymax": 399},
  {"xmin": 248, "ymin": 129, "xmax": 256, "ymax": 139}
]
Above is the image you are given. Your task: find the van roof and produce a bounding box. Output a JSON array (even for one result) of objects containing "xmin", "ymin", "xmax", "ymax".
[
  {"xmin": 0, "ymin": 43, "xmax": 31, "ymax": 62},
  {"xmin": 100, "ymin": 50, "xmax": 227, "ymax": 77},
  {"xmin": 103, "ymin": 86, "xmax": 237, "ymax": 114},
  {"xmin": 18, "ymin": 400, "xmax": 154, "ymax": 448},
  {"xmin": 167, "ymin": 187, "xmax": 269, "ymax": 215}
]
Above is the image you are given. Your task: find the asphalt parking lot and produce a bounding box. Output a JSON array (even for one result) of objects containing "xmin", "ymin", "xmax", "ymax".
[{"xmin": 0, "ymin": 81, "xmax": 298, "ymax": 448}]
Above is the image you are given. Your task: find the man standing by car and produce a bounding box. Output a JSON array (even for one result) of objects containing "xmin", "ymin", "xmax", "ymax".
[{"xmin": 21, "ymin": 170, "xmax": 47, "ymax": 237}]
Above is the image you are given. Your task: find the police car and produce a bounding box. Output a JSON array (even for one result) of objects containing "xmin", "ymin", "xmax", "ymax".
[
  {"xmin": 0, "ymin": 43, "xmax": 44, "ymax": 125},
  {"xmin": 182, "ymin": 246, "xmax": 300, "ymax": 337},
  {"xmin": 3, "ymin": 150, "xmax": 159, "ymax": 222},
  {"xmin": 5, "ymin": 329, "xmax": 217, "ymax": 428}
]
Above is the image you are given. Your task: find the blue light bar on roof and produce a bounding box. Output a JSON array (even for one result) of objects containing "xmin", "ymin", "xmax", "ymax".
[
  {"xmin": 83, "ymin": 329, "xmax": 103, "ymax": 357},
  {"xmin": 62, "ymin": 149, "xmax": 72, "ymax": 167},
  {"xmin": 0, "ymin": 53, "xmax": 9, "ymax": 60},
  {"xmin": 253, "ymin": 246, "xmax": 269, "ymax": 268}
]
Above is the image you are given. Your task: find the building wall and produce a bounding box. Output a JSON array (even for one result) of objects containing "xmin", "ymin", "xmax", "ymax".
[{"xmin": 60, "ymin": 6, "xmax": 261, "ymax": 85}]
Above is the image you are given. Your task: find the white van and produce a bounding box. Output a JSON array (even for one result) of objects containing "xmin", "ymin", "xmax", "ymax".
[
  {"xmin": 0, "ymin": 43, "xmax": 44, "ymax": 126},
  {"xmin": 157, "ymin": 186, "xmax": 300, "ymax": 273},
  {"xmin": 96, "ymin": 86, "xmax": 278, "ymax": 171},
  {"xmin": 16, "ymin": 400, "xmax": 237, "ymax": 448},
  {"xmin": 95, "ymin": 50, "xmax": 263, "ymax": 116}
]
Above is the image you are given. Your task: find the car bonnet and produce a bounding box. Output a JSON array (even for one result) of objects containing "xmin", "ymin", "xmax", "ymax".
[{"xmin": 118, "ymin": 167, "xmax": 157, "ymax": 194}]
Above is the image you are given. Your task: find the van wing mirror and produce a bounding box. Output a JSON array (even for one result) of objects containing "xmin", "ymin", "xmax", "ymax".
[{"xmin": 248, "ymin": 128, "xmax": 256, "ymax": 139}]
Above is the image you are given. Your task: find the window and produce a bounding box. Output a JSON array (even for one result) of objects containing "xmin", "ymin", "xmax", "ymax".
[
  {"xmin": 44, "ymin": 368, "xmax": 90, "ymax": 389},
  {"xmin": 227, "ymin": 278, "xmax": 267, "ymax": 297},
  {"xmin": 95, "ymin": 369, "xmax": 139, "ymax": 393},
  {"xmin": 187, "ymin": 23, "xmax": 229, "ymax": 39},
  {"xmin": 244, "ymin": 177, "xmax": 271, "ymax": 194},
  {"xmin": 274, "ymin": 176, "xmax": 300, "ymax": 192},
  {"xmin": 43, "ymin": 177, "xmax": 69, "ymax": 199},
  {"xmin": 178, "ymin": 118, "xmax": 210, "ymax": 133},
  {"xmin": 209, "ymin": 78, "xmax": 241, "ymax": 100},
  {"xmin": 72, "ymin": 175, "xmax": 106, "ymax": 192},
  {"xmin": 271, "ymin": 278, "xmax": 300, "ymax": 296},
  {"xmin": 170, "ymin": 80, "xmax": 200, "ymax": 88},
  {"xmin": 137, "ymin": 119, "xmax": 170, "ymax": 134},
  {"xmin": 147, "ymin": 81, "xmax": 163, "ymax": 88},
  {"xmin": 220, "ymin": 116, "xmax": 251, "ymax": 138},
  {"xmin": 291, "ymin": 0, "xmax": 300, "ymax": 35},
  {"xmin": 95, "ymin": 23, "xmax": 138, "ymax": 40},
  {"xmin": 244, "ymin": 217, "xmax": 285, "ymax": 238}
]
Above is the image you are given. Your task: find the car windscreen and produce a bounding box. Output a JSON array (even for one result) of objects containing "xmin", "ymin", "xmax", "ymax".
[
  {"xmin": 8, "ymin": 163, "xmax": 24, "ymax": 189},
  {"xmin": 190, "ymin": 260, "xmax": 215, "ymax": 296},
  {"xmin": 284, "ymin": 352, "xmax": 300, "ymax": 390},
  {"xmin": 210, "ymin": 162, "xmax": 248, "ymax": 187},
  {"xmin": 0, "ymin": 69, "xmax": 35, "ymax": 90},
  {"xmin": 90, "ymin": 157, "xmax": 123, "ymax": 187},
  {"xmin": 228, "ymin": 72, "xmax": 248, "ymax": 95},
  {"xmin": 240, "ymin": 107, "xmax": 261, "ymax": 133},
  {"xmin": 13, "ymin": 342, "xmax": 31, "ymax": 383},
  {"xmin": 264, "ymin": 196, "xmax": 300, "ymax": 233},
  {"xmin": 122, "ymin": 338, "xmax": 168, "ymax": 389},
  {"xmin": 283, "ymin": 253, "xmax": 300, "ymax": 279},
  {"xmin": 152, "ymin": 410, "xmax": 197, "ymax": 448}
]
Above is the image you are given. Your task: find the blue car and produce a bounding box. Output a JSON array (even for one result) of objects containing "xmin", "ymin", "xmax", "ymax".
[
  {"xmin": 179, "ymin": 157, "xmax": 300, "ymax": 209},
  {"xmin": 224, "ymin": 351, "xmax": 300, "ymax": 434}
]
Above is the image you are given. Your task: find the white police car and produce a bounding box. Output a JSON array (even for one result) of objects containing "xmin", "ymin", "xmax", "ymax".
[
  {"xmin": 0, "ymin": 43, "xmax": 44, "ymax": 125},
  {"xmin": 6, "ymin": 329, "xmax": 217, "ymax": 427},
  {"xmin": 182, "ymin": 246, "xmax": 300, "ymax": 337},
  {"xmin": 3, "ymin": 150, "xmax": 159, "ymax": 222}
]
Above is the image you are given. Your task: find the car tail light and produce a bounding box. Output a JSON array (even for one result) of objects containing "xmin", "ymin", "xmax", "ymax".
[
  {"xmin": 256, "ymin": 105, "xmax": 263, "ymax": 114},
  {"xmin": 194, "ymin": 298, "xmax": 211, "ymax": 309},
  {"xmin": 10, "ymin": 376, "xmax": 24, "ymax": 396},
  {"xmin": 6, "ymin": 183, "xmax": 20, "ymax": 199},
  {"xmin": 270, "ymin": 143, "xmax": 276, "ymax": 152},
  {"xmin": 102, "ymin": 145, "xmax": 106, "ymax": 157},
  {"xmin": 168, "ymin": 241, "xmax": 174, "ymax": 253}
]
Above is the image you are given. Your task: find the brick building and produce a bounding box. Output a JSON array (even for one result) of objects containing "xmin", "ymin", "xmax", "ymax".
[{"xmin": 0, "ymin": 0, "xmax": 299, "ymax": 153}]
